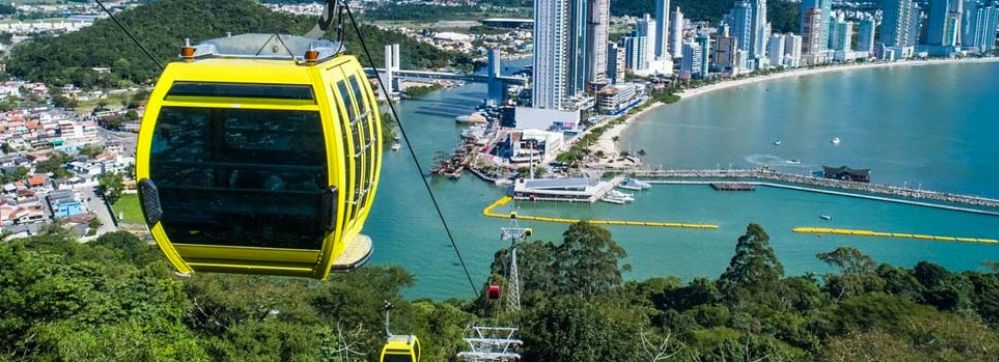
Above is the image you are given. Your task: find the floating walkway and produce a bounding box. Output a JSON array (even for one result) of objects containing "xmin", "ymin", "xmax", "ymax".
[
  {"xmin": 483, "ymin": 196, "xmax": 719, "ymax": 230},
  {"xmin": 793, "ymin": 227, "xmax": 998, "ymax": 245}
]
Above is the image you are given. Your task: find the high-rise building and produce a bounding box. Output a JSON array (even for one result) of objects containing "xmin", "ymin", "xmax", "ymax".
[
  {"xmin": 800, "ymin": 0, "xmax": 832, "ymax": 52},
  {"xmin": 881, "ymin": 0, "xmax": 918, "ymax": 57},
  {"xmin": 714, "ymin": 32, "xmax": 739, "ymax": 70},
  {"xmin": 623, "ymin": 34, "xmax": 648, "ymax": 70},
  {"xmin": 567, "ymin": 0, "xmax": 588, "ymax": 96},
  {"xmin": 768, "ymin": 34, "xmax": 786, "ymax": 67},
  {"xmin": 654, "ymin": 0, "xmax": 671, "ymax": 58},
  {"xmin": 927, "ymin": 0, "xmax": 963, "ymax": 48},
  {"xmin": 680, "ymin": 41, "xmax": 702, "ymax": 79},
  {"xmin": 636, "ymin": 14, "xmax": 657, "ymax": 70},
  {"xmin": 533, "ymin": 0, "xmax": 570, "ymax": 109},
  {"xmin": 857, "ymin": 17, "xmax": 877, "ymax": 53},
  {"xmin": 487, "ymin": 49, "xmax": 504, "ymax": 106},
  {"xmin": 830, "ymin": 15, "xmax": 853, "ymax": 51},
  {"xmin": 908, "ymin": 3, "xmax": 923, "ymax": 47},
  {"xmin": 606, "ymin": 42, "xmax": 626, "ymax": 84},
  {"xmin": 784, "ymin": 34, "xmax": 803, "ymax": 67},
  {"xmin": 962, "ymin": 0, "xmax": 999, "ymax": 53},
  {"xmin": 696, "ymin": 33, "xmax": 711, "ymax": 77},
  {"xmin": 727, "ymin": 0, "xmax": 767, "ymax": 68},
  {"xmin": 586, "ymin": 0, "xmax": 609, "ymax": 86},
  {"xmin": 533, "ymin": 0, "xmax": 590, "ymax": 110},
  {"xmin": 801, "ymin": 8, "xmax": 824, "ymax": 55},
  {"xmin": 749, "ymin": 0, "xmax": 768, "ymax": 60},
  {"xmin": 670, "ymin": 7, "xmax": 685, "ymax": 58},
  {"xmin": 728, "ymin": 1, "xmax": 754, "ymax": 54}
]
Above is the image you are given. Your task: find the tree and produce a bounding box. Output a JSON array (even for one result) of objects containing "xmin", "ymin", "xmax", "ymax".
[
  {"xmin": 87, "ymin": 218, "xmax": 103, "ymax": 236},
  {"xmin": 521, "ymin": 296, "xmax": 644, "ymax": 362},
  {"xmin": 817, "ymin": 247, "xmax": 884, "ymax": 300},
  {"xmin": 78, "ymin": 144, "xmax": 104, "ymax": 159},
  {"xmin": 719, "ymin": 224, "xmax": 784, "ymax": 293},
  {"xmin": 553, "ymin": 222, "xmax": 630, "ymax": 296},
  {"xmin": 98, "ymin": 172, "xmax": 125, "ymax": 204},
  {"xmin": 718, "ymin": 224, "xmax": 786, "ymax": 310}
]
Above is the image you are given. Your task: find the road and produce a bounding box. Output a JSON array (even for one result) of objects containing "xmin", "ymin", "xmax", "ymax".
[{"xmin": 78, "ymin": 185, "xmax": 117, "ymax": 236}]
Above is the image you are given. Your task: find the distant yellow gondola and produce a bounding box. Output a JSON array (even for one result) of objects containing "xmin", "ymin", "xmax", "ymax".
[
  {"xmin": 135, "ymin": 34, "xmax": 382, "ymax": 279},
  {"xmin": 380, "ymin": 335, "xmax": 422, "ymax": 362}
]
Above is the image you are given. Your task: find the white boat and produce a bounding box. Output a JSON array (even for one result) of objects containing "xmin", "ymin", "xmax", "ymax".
[
  {"xmin": 785, "ymin": 159, "xmax": 801, "ymax": 164},
  {"xmin": 773, "ymin": 139, "xmax": 782, "ymax": 146},
  {"xmin": 618, "ymin": 178, "xmax": 652, "ymax": 191},
  {"xmin": 391, "ymin": 143, "xmax": 401, "ymax": 151},
  {"xmin": 600, "ymin": 195, "xmax": 628, "ymax": 204},
  {"xmin": 820, "ymin": 215, "xmax": 832, "ymax": 220},
  {"xmin": 456, "ymin": 112, "xmax": 488, "ymax": 124},
  {"xmin": 607, "ymin": 190, "xmax": 635, "ymax": 202},
  {"xmin": 831, "ymin": 137, "xmax": 841, "ymax": 145}
]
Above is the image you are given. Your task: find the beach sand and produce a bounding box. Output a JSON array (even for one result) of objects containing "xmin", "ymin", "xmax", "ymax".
[{"xmin": 590, "ymin": 57, "xmax": 999, "ymax": 160}]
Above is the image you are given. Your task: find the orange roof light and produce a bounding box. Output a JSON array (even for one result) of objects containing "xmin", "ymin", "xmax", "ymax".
[{"xmin": 180, "ymin": 38, "xmax": 195, "ymax": 59}]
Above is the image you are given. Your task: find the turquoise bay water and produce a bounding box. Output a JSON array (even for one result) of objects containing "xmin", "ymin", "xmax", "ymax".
[
  {"xmin": 621, "ymin": 62, "xmax": 999, "ymax": 198},
  {"xmin": 368, "ymin": 63, "xmax": 999, "ymax": 299}
]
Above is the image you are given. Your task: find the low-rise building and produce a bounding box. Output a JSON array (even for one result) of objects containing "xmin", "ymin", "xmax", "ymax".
[
  {"xmin": 596, "ymin": 83, "xmax": 645, "ymax": 115},
  {"xmin": 498, "ymin": 129, "xmax": 566, "ymax": 164},
  {"xmin": 46, "ymin": 189, "xmax": 85, "ymax": 219}
]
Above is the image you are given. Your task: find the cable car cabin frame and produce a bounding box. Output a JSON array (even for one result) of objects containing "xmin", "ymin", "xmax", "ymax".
[{"xmin": 136, "ymin": 35, "xmax": 382, "ymax": 279}]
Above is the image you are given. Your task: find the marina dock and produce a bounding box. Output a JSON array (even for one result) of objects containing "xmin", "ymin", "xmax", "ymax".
[
  {"xmin": 711, "ymin": 183, "xmax": 756, "ymax": 191},
  {"xmin": 602, "ymin": 168, "xmax": 999, "ymax": 212}
]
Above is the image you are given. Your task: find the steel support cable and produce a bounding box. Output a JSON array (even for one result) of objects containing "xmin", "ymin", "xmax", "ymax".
[
  {"xmin": 341, "ymin": 1, "xmax": 479, "ymax": 297},
  {"xmin": 94, "ymin": 0, "xmax": 164, "ymax": 71}
]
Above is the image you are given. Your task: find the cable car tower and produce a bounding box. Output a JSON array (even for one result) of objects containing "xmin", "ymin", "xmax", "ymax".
[
  {"xmin": 457, "ymin": 215, "xmax": 528, "ymax": 361},
  {"xmin": 499, "ymin": 213, "xmax": 530, "ymax": 312}
]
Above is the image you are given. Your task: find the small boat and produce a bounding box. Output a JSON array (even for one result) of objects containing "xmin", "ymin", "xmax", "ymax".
[
  {"xmin": 391, "ymin": 143, "xmax": 401, "ymax": 151},
  {"xmin": 785, "ymin": 159, "xmax": 800, "ymax": 164},
  {"xmin": 831, "ymin": 137, "xmax": 841, "ymax": 145},
  {"xmin": 618, "ymin": 178, "xmax": 652, "ymax": 191},
  {"xmin": 773, "ymin": 139, "xmax": 782, "ymax": 146},
  {"xmin": 455, "ymin": 112, "xmax": 488, "ymax": 124},
  {"xmin": 820, "ymin": 215, "xmax": 832, "ymax": 221},
  {"xmin": 607, "ymin": 190, "xmax": 635, "ymax": 202},
  {"xmin": 600, "ymin": 195, "xmax": 628, "ymax": 204}
]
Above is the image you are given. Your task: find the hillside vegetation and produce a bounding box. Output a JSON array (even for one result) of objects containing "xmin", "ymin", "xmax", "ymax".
[
  {"xmin": 1, "ymin": 222, "xmax": 996, "ymax": 360},
  {"xmin": 7, "ymin": 0, "xmax": 458, "ymax": 88},
  {"xmin": 612, "ymin": 0, "xmax": 801, "ymax": 33}
]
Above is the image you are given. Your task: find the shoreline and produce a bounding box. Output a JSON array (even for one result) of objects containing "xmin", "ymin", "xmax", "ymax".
[
  {"xmin": 676, "ymin": 56, "xmax": 999, "ymax": 100},
  {"xmin": 588, "ymin": 56, "xmax": 999, "ymax": 167},
  {"xmin": 589, "ymin": 101, "xmax": 664, "ymax": 163}
]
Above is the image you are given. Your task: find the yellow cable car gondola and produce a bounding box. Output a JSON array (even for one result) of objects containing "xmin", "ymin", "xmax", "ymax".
[
  {"xmin": 135, "ymin": 34, "xmax": 381, "ymax": 279},
  {"xmin": 380, "ymin": 302, "xmax": 422, "ymax": 362}
]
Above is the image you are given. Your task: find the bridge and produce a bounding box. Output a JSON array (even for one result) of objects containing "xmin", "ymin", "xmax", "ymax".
[{"xmin": 365, "ymin": 68, "xmax": 527, "ymax": 85}]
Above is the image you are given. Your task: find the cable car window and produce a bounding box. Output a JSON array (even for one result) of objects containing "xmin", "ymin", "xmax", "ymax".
[
  {"xmin": 332, "ymin": 83, "xmax": 354, "ymax": 220},
  {"xmin": 149, "ymin": 107, "xmax": 328, "ymax": 250},
  {"xmin": 348, "ymin": 73, "xmax": 375, "ymax": 209},
  {"xmin": 382, "ymin": 354, "xmax": 414, "ymax": 362},
  {"xmin": 337, "ymin": 79, "xmax": 366, "ymax": 215},
  {"xmin": 167, "ymin": 82, "xmax": 315, "ymax": 100}
]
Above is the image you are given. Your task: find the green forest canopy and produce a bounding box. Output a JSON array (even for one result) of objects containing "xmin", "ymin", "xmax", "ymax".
[
  {"xmin": 2, "ymin": 222, "xmax": 996, "ymax": 361},
  {"xmin": 6, "ymin": 0, "xmax": 460, "ymax": 89}
]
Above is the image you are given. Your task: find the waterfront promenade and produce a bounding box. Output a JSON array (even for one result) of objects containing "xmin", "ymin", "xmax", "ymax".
[{"xmin": 603, "ymin": 168, "xmax": 999, "ymax": 212}]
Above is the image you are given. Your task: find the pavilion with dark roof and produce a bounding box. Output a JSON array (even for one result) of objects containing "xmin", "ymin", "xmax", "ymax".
[{"xmin": 822, "ymin": 165, "xmax": 871, "ymax": 183}]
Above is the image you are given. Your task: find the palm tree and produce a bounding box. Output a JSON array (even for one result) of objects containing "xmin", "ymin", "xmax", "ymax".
[
  {"xmin": 612, "ymin": 136, "xmax": 620, "ymax": 143},
  {"xmin": 638, "ymin": 149, "xmax": 647, "ymax": 158}
]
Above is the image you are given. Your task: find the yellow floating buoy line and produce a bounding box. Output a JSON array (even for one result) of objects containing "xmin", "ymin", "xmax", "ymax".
[
  {"xmin": 793, "ymin": 227, "xmax": 998, "ymax": 245},
  {"xmin": 482, "ymin": 196, "xmax": 719, "ymax": 230}
]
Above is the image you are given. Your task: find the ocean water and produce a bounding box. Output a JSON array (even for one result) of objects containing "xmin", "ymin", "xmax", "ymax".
[{"xmin": 366, "ymin": 62, "xmax": 999, "ymax": 299}]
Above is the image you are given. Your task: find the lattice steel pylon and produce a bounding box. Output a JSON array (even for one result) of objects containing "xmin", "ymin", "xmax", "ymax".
[
  {"xmin": 458, "ymin": 326, "xmax": 523, "ymax": 361},
  {"xmin": 500, "ymin": 213, "xmax": 531, "ymax": 312}
]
